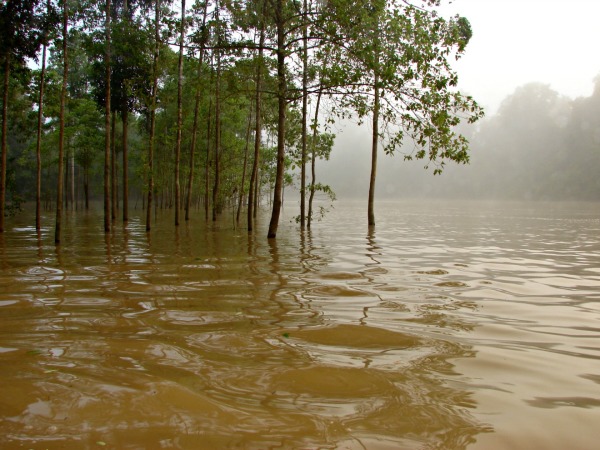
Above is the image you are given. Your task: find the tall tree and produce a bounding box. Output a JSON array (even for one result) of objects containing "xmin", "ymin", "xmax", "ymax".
[
  {"xmin": 322, "ymin": 0, "xmax": 483, "ymax": 228},
  {"xmin": 299, "ymin": 0, "xmax": 309, "ymax": 229},
  {"xmin": 247, "ymin": 0, "xmax": 266, "ymax": 232},
  {"xmin": 104, "ymin": 0, "xmax": 112, "ymax": 232},
  {"xmin": 0, "ymin": 0, "xmax": 53, "ymax": 232},
  {"xmin": 35, "ymin": 3, "xmax": 49, "ymax": 231},
  {"xmin": 266, "ymin": 0, "xmax": 287, "ymax": 239},
  {"xmin": 146, "ymin": 0, "xmax": 160, "ymax": 231},
  {"xmin": 174, "ymin": 0, "xmax": 185, "ymax": 226},
  {"xmin": 55, "ymin": 0, "xmax": 68, "ymax": 244},
  {"xmin": 185, "ymin": 0, "xmax": 209, "ymax": 222}
]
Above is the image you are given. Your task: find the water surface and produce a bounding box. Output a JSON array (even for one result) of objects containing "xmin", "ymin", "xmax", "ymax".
[{"xmin": 1, "ymin": 200, "xmax": 599, "ymax": 449}]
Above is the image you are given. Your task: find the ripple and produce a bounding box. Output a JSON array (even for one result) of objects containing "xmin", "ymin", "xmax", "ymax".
[{"xmin": 290, "ymin": 324, "xmax": 421, "ymax": 349}]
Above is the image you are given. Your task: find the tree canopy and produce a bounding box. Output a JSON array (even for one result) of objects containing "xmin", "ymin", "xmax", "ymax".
[{"xmin": 0, "ymin": 0, "xmax": 483, "ymax": 239}]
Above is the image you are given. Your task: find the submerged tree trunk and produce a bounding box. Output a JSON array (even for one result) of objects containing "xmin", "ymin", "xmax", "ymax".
[
  {"xmin": 84, "ymin": 167, "xmax": 89, "ymax": 210},
  {"xmin": 36, "ymin": 41, "xmax": 47, "ymax": 231},
  {"xmin": 299, "ymin": 0, "xmax": 308, "ymax": 230},
  {"xmin": 146, "ymin": 0, "xmax": 160, "ymax": 232},
  {"xmin": 174, "ymin": 0, "xmax": 185, "ymax": 226},
  {"xmin": 0, "ymin": 54, "xmax": 10, "ymax": 233},
  {"xmin": 367, "ymin": 76, "xmax": 379, "ymax": 229},
  {"xmin": 69, "ymin": 148, "xmax": 75, "ymax": 210},
  {"xmin": 103, "ymin": 0, "xmax": 111, "ymax": 232},
  {"xmin": 212, "ymin": 24, "xmax": 222, "ymax": 222},
  {"xmin": 307, "ymin": 86, "xmax": 322, "ymax": 230},
  {"xmin": 267, "ymin": 0, "xmax": 286, "ymax": 239},
  {"xmin": 236, "ymin": 108, "xmax": 252, "ymax": 225},
  {"xmin": 122, "ymin": 107, "xmax": 129, "ymax": 222},
  {"xmin": 111, "ymin": 112, "xmax": 117, "ymax": 220},
  {"xmin": 204, "ymin": 97, "xmax": 212, "ymax": 221},
  {"xmin": 55, "ymin": 0, "xmax": 69, "ymax": 244},
  {"xmin": 247, "ymin": 8, "xmax": 265, "ymax": 232},
  {"xmin": 185, "ymin": 0, "xmax": 207, "ymax": 222}
]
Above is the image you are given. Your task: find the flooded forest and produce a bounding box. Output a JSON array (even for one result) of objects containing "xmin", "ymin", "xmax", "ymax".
[
  {"xmin": 0, "ymin": 0, "xmax": 482, "ymax": 239},
  {"xmin": 2, "ymin": 1, "xmax": 600, "ymax": 449}
]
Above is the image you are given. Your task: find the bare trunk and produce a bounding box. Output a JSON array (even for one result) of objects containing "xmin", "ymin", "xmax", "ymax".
[
  {"xmin": 122, "ymin": 108, "xmax": 129, "ymax": 222},
  {"xmin": 368, "ymin": 77, "xmax": 379, "ymax": 228},
  {"xmin": 146, "ymin": 0, "xmax": 160, "ymax": 232},
  {"xmin": 174, "ymin": 0, "xmax": 185, "ymax": 226},
  {"xmin": 307, "ymin": 86, "xmax": 322, "ymax": 230},
  {"xmin": 185, "ymin": 1, "xmax": 207, "ymax": 222},
  {"xmin": 267, "ymin": 0, "xmax": 286, "ymax": 239},
  {"xmin": 0, "ymin": 55, "xmax": 9, "ymax": 233},
  {"xmin": 111, "ymin": 111, "xmax": 117, "ymax": 220},
  {"xmin": 236, "ymin": 108, "xmax": 252, "ymax": 225},
  {"xmin": 212, "ymin": 28, "xmax": 221, "ymax": 222},
  {"xmin": 36, "ymin": 42, "xmax": 47, "ymax": 231},
  {"xmin": 103, "ymin": 0, "xmax": 111, "ymax": 232},
  {"xmin": 69, "ymin": 148, "xmax": 75, "ymax": 210},
  {"xmin": 55, "ymin": 1, "xmax": 68, "ymax": 244},
  {"xmin": 299, "ymin": 0, "xmax": 308, "ymax": 229},
  {"xmin": 204, "ymin": 97, "xmax": 212, "ymax": 221},
  {"xmin": 247, "ymin": 10, "xmax": 265, "ymax": 232}
]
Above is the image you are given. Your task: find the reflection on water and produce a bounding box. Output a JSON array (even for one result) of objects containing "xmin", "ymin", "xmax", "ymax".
[{"xmin": 1, "ymin": 201, "xmax": 599, "ymax": 449}]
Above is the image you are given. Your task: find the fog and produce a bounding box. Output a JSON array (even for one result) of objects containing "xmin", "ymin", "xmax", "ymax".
[{"xmin": 315, "ymin": 79, "xmax": 600, "ymax": 202}]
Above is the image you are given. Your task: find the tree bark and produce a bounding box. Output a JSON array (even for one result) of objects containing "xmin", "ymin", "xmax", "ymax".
[
  {"xmin": 146, "ymin": 0, "xmax": 160, "ymax": 232},
  {"xmin": 104, "ymin": 0, "xmax": 111, "ymax": 232},
  {"xmin": 174, "ymin": 0, "xmax": 185, "ymax": 226},
  {"xmin": 122, "ymin": 107, "xmax": 128, "ymax": 222},
  {"xmin": 236, "ymin": 108, "xmax": 252, "ymax": 225},
  {"xmin": 204, "ymin": 97, "xmax": 211, "ymax": 221},
  {"xmin": 307, "ymin": 86, "xmax": 322, "ymax": 230},
  {"xmin": 300, "ymin": 0, "xmax": 308, "ymax": 230},
  {"xmin": 36, "ymin": 41, "xmax": 47, "ymax": 231},
  {"xmin": 185, "ymin": 0, "xmax": 207, "ymax": 222},
  {"xmin": 212, "ymin": 11, "xmax": 222, "ymax": 222},
  {"xmin": 368, "ymin": 76, "xmax": 379, "ymax": 229},
  {"xmin": 0, "ymin": 54, "xmax": 9, "ymax": 233},
  {"xmin": 247, "ymin": 9, "xmax": 265, "ymax": 232},
  {"xmin": 55, "ymin": 0, "xmax": 68, "ymax": 244},
  {"xmin": 267, "ymin": 0, "xmax": 286, "ymax": 239},
  {"xmin": 111, "ymin": 111, "xmax": 117, "ymax": 220}
]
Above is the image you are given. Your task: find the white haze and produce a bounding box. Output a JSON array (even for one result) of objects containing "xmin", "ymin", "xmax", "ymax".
[{"xmin": 310, "ymin": 0, "xmax": 600, "ymax": 201}]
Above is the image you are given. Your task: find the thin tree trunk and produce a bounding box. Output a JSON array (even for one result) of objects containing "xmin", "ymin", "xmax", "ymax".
[
  {"xmin": 236, "ymin": 108, "xmax": 252, "ymax": 225},
  {"xmin": 174, "ymin": 0, "xmax": 185, "ymax": 226},
  {"xmin": 368, "ymin": 76, "xmax": 379, "ymax": 229},
  {"xmin": 307, "ymin": 85, "xmax": 322, "ymax": 230},
  {"xmin": 36, "ymin": 41, "xmax": 47, "ymax": 231},
  {"xmin": 103, "ymin": 0, "xmax": 111, "ymax": 232},
  {"xmin": 185, "ymin": 0, "xmax": 208, "ymax": 222},
  {"xmin": 146, "ymin": 0, "xmax": 160, "ymax": 232},
  {"xmin": 111, "ymin": 111, "xmax": 117, "ymax": 220},
  {"xmin": 84, "ymin": 167, "xmax": 89, "ymax": 209},
  {"xmin": 69, "ymin": 148, "xmax": 75, "ymax": 210},
  {"xmin": 213, "ymin": 21, "xmax": 222, "ymax": 222},
  {"xmin": 55, "ymin": 0, "xmax": 68, "ymax": 244},
  {"xmin": 122, "ymin": 108, "xmax": 129, "ymax": 222},
  {"xmin": 267, "ymin": 0, "xmax": 286, "ymax": 239},
  {"xmin": 204, "ymin": 97, "xmax": 211, "ymax": 221},
  {"xmin": 0, "ymin": 55, "xmax": 9, "ymax": 233},
  {"xmin": 247, "ymin": 9, "xmax": 265, "ymax": 232},
  {"xmin": 299, "ymin": 0, "xmax": 308, "ymax": 230}
]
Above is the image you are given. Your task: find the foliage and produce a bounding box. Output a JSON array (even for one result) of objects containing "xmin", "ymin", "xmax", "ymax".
[{"xmin": 1, "ymin": 0, "xmax": 486, "ymax": 236}]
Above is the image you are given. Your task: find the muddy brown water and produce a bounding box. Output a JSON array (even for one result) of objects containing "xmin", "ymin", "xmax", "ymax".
[{"xmin": 1, "ymin": 200, "xmax": 599, "ymax": 449}]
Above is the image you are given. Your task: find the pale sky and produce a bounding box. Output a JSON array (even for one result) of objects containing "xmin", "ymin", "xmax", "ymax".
[{"xmin": 439, "ymin": 0, "xmax": 600, "ymax": 114}]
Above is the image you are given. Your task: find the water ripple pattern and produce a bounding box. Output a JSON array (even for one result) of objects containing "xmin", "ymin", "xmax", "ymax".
[{"xmin": 0, "ymin": 200, "xmax": 599, "ymax": 449}]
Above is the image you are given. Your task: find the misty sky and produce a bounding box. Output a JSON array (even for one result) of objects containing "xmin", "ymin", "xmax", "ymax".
[
  {"xmin": 439, "ymin": 0, "xmax": 600, "ymax": 114},
  {"xmin": 316, "ymin": 0, "xmax": 600, "ymax": 200}
]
